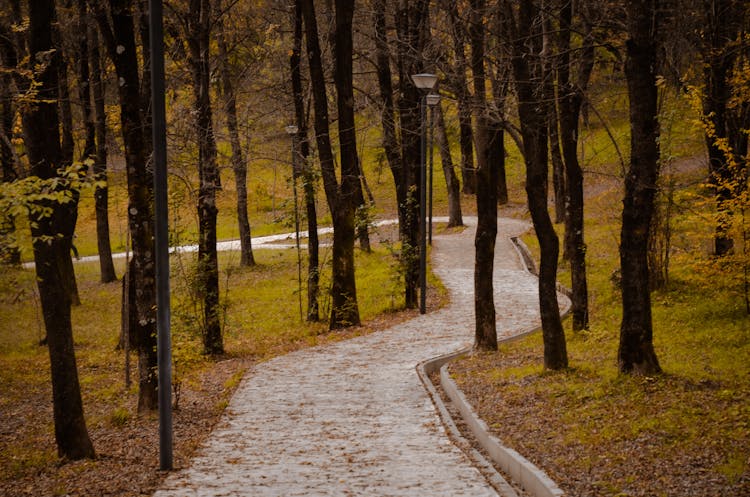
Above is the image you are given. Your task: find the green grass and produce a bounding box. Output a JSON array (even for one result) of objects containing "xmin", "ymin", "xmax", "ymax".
[{"xmin": 450, "ymin": 89, "xmax": 749, "ymax": 495}]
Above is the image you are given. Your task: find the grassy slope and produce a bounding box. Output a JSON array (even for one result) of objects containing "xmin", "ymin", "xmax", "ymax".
[{"xmin": 451, "ymin": 93, "xmax": 750, "ymax": 496}]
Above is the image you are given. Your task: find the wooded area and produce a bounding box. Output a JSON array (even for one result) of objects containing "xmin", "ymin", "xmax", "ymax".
[{"xmin": 0, "ymin": 0, "xmax": 748, "ymax": 494}]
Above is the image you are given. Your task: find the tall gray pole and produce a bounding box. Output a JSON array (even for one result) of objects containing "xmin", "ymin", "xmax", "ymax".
[
  {"xmin": 419, "ymin": 95, "xmax": 427, "ymax": 314},
  {"xmin": 149, "ymin": 0, "xmax": 173, "ymax": 471}
]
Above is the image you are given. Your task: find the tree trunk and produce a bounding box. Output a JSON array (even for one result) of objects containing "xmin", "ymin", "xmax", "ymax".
[
  {"xmin": 95, "ymin": 0, "xmax": 158, "ymax": 410},
  {"xmin": 618, "ymin": 0, "xmax": 662, "ymax": 375},
  {"xmin": 291, "ymin": 0, "xmax": 319, "ymax": 321},
  {"xmin": 88, "ymin": 18, "xmax": 117, "ymax": 283},
  {"xmin": 505, "ymin": 0, "xmax": 567, "ymax": 369},
  {"xmin": 394, "ymin": 0, "xmax": 428, "ymax": 310},
  {"xmin": 435, "ymin": 104, "xmax": 463, "ymax": 227},
  {"xmin": 543, "ymin": 9, "xmax": 565, "ymax": 225},
  {"xmin": 24, "ymin": 0, "xmax": 95, "ymax": 460},
  {"xmin": 702, "ymin": 0, "xmax": 744, "ymax": 256},
  {"xmin": 218, "ymin": 16, "xmax": 255, "ymax": 267},
  {"xmin": 51, "ymin": 19, "xmax": 81, "ymax": 307},
  {"xmin": 301, "ymin": 0, "xmax": 360, "ymax": 328},
  {"xmin": 330, "ymin": 0, "xmax": 360, "ymax": 328},
  {"xmin": 0, "ymin": 29, "xmax": 21, "ymax": 266},
  {"xmin": 469, "ymin": 0, "xmax": 498, "ymax": 350},
  {"xmin": 557, "ymin": 0, "xmax": 593, "ymax": 331},
  {"xmin": 188, "ymin": 0, "xmax": 223, "ymax": 355},
  {"xmin": 442, "ymin": 0, "xmax": 476, "ymax": 195}
]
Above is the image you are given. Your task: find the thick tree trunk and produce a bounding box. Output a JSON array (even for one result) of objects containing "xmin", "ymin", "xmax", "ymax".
[
  {"xmin": 394, "ymin": 1, "xmax": 428, "ymax": 310},
  {"xmin": 618, "ymin": 0, "xmax": 662, "ymax": 375},
  {"xmin": 435, "ymin": 104, "xmax": 463, "ymax": 227},
  {"xmin": 330, "ymin": 0, "xmax": 360, "ymax": 328},
  {"xmin": 88, "ymin": 20, "xmax": 117, "ymax": 283},
  {"xmin": 469, "ymin": 0, "xmax": 498, "ymax": 350},
  {"xmin": 188, "ymin": 0, "xmax": 223, "ymax": 354},
  {"xmin": 95, "ymin": 0, "xmax": 158, "ymax": 410},
  {"xmin": 506, "ymin": 0, "xmax": 567, "ymax": 369},
  {"xmin": 557, "ymin": 0, "xmax": 592, "ymax": 331},
  {"xmin": 218, "ymin": 18, "xmax": 255, "ymax": 268},
  {"xmin": 24, "ymin": 0, "xmax": 95, "ymax": 460},
  {"xmin": 291, "ymin": 0, "xmax": 319, "ymax": 321},
  {"xmin": 301, "ymin": 0, "xmax": 360, "ymax": 328}
]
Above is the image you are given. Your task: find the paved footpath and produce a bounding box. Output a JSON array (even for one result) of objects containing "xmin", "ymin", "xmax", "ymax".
[{"xmin": 154, "ymin": 217, "xmax": 548, "ymax": 496}]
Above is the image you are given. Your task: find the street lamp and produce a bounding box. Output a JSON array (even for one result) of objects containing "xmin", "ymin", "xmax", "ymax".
[
  {"xmin": 285, "ymin": 124, "xmax": 303, "ymax": 321},
  {"xmin": 426, "ymin": 93, "xmax": 440, "ymax": 245},
  {"xmin": 410, "ymin": 73, "xmax": 437, "ymax": 315}
]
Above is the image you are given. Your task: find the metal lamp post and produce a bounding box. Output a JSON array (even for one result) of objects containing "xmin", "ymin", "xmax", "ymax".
[
  {"xmin": 410, "ymin": 73, "xmax": 438, "ymax": 315},
  {"xmin": 148, "ymin": 0, "xmax": 173, "ymax": 471},
  {"xmin": 425, "ymin": 93, "xmax": 440, "ymax": 245},
  {"xmin": 285, "ymin": 125, "xmax": 303, "ymax": 321}
]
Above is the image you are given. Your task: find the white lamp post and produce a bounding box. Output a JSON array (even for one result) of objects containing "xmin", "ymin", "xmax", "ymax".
[
  {"xmin": 285, "ymin": 124, "xmax": 303, "ymax": 321},
  {"xmin": 410, "ymin": 73, "xmax": 437, "ymax": 314}
]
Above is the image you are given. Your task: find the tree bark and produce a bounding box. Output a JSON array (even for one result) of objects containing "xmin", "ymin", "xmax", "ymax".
[
  {"xmin": 557, "ymin": 0, "xmax": 593, "ymax": 331},
  {"xmin": 618, "ymin": 0, "xmax": 662, "ymax": 375},
  {"xmin": 24, "ymin": 0, "xmax": 95, "ymax": 460},
  {"xmin": 442, "ymin": 0, "xmax": 476, "ymax": 195},
  {"xmin": 187, "ymin": 0, "xmax": 223, "ymax": 354},
  {"xmin": 51, "ymin": 17, "xmax": 81, "ymax": 307},
  {"xmin": 330, "ymin": 0, "xmax": 360, "ymax": 328},
  {"xmin": 469, "ymin": 0, "xmax": 498, "ymax": 350},
  {"xmin": 217, "ymin": 15, "xmax": 255, "ymax": 268},
  {"xmin": 394, "ymin": 0, "xmax": 428, "ymax": 310},
  {"xmin": 435, "ymin": 103, "xmax": 463, "ymax": 227},
  {"xmin": 701, "ymin": 0, "xmax": 746, "ymax": 256},
  {"xmin": 0, "ymin": 24, "xmax": 21, "ymax": 266},
  {"xmin": 505, "ymin": 0, "xmax": 567, "ymax": 369},
  {"xmin": 95, "ymin": 0, "xmax": 158, "ymax": 410},
  {"xmin": 291, "ymin": 0, "xmax": 319, "ymax": 321},
  {"xmin": 301, "ymin": 0, "xmax": 360, "ymax": 328},
  {"xmin": 88, "ymin": 16, "xmax": 117, "ymax": 283}
]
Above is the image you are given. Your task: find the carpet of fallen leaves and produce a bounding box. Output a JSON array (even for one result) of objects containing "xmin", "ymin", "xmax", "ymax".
[
  {"xmin": 0, "ymin": 356, "xmax": 253, "ymax": 497},
  {"xmin": 450, "ymin": 347, "xmax": 750, "ymax": 497}
]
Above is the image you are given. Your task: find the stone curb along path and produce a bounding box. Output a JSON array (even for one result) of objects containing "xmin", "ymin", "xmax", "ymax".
[{"xmin": 153, "ymin": 217, "xmax": 568, "ymax": 496}]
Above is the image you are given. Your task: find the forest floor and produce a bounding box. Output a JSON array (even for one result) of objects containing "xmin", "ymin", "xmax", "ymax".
[{"xmin": 449, "ymin": 157, "xmax": 750, "ymax": 497}]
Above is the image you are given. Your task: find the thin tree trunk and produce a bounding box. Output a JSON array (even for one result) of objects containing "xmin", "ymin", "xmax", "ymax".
[
  {"xmin": 0, "ymin": 29, "xmax": 21, "ymax": 266},
  {"xmin": 188, "ymin": 0, "xmax": 222, "ymax": 354},
  {"xmin": 505, "ymin": 0, "xmax": 567, "ymax": 369},
  {"xmin": 618, "ymin": 0, "xmax": 662, "ymax": 375},
  {"xmin": 88, "ymin": 18, "xmax": 117, "ymax": 283},
  {"xmin": 291, "ymin": 0, "xmax": 319, "ymax": 321},
  {"xmin": 218, "ymin": 16, "xmax": 255, "ymax": 267},
  {"xmin": 24, "ymin": 0, "xmax": 95, "ymax": 460},
  {"xmin": 443, "ymin": 0, "xmax": 476, "ymax": 195},
  {"xmin": 702, "ymin": 0, "xmax": 744, "ymax": 256},
  {"xmin": 52, "ymin": 18, "xmax": 81, "ymax": 307},
  {"xmin": 435, "ymin": 103, "xmax": 463, "ymax": 227},
  {"xmin": 95, "ymin": 0, "xmax": 158, "ymax": 410},
  {"xmin": 557, "ymin": 0, "xmax": 592, "ymax": 331}
]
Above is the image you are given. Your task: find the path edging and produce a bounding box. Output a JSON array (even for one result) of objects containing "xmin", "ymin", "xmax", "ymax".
[{"xmin": 417, "ymin": 232, "xmax": 570, "ymax": 497}]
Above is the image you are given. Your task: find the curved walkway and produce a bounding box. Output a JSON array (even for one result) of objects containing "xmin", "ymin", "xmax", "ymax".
[{"xmin": 153, "ymin": 217, "xmax": 551, "ymax": 496}]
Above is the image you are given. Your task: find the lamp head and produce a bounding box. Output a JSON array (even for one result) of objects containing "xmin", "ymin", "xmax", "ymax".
[
  {"xmin": 425, "ymin": 93, "xmax": 441, "ymax": 106},
  {"xmin": 285, "ymin": 125, "xmax": 299, "ymax": 135},
  {"xmin": 410, "ymin": 73, "xmax": 438, "ymax": 90}
]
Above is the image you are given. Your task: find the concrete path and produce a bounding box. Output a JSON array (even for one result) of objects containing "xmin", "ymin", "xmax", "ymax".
[{"xmin": 153, "ymin": 217, "xmax": 548, "ymax": 496}]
